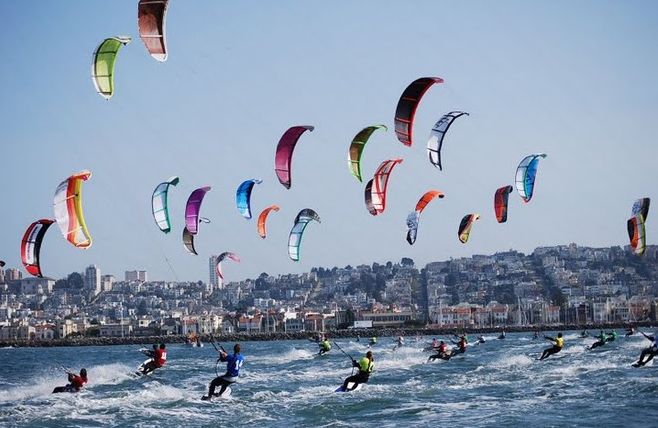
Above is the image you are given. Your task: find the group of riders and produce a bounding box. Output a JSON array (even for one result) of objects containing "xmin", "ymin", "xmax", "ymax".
[{"xmin": 52, "ymin": 327, "xmax": 658, "ymax": 397}]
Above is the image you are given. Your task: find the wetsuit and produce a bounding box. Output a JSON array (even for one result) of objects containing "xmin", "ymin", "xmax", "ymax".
[
  {"xmin": 142, "ymin": 348, "xmax": 167, "ymax": 375},
  {"xmin": 634, "ymin": 334, "xmax": 658, "ymax": 367},
  {"xmin": 539, "ymin": 336, "xmax": 564, "ymax": 360},
  {"xmin": 318, "ymin": 340, "xmax": 331, "ymax": 355},
  {"xmin": 204, "ymin": 351, "xmax": 245, "ymax": 398},
  {"xmin": 53, "ymin": 373, "xmax": 87, "ymax": 393},
  {"xmin": 341, "ymin": 356, "xmax": 373, "ymax": 390}
]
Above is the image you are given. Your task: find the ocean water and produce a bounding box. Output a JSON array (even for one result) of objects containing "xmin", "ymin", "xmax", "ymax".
[{"xmin": 0, "ymin": 331, "xmax": 656, "ymax": 427}]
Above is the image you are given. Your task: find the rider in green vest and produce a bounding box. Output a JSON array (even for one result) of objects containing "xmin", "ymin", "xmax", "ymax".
[{"xmin": 340, "ymin": 351, "xmax": 374, "ymax": 391}]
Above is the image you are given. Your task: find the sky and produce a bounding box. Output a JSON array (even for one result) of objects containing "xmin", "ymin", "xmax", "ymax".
[{"xmin": 1, "ymin": 1, "xmax": 657, "ymax": 283}]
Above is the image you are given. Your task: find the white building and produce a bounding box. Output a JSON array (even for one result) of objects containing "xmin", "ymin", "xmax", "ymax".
[
  {"xmin": 101, "ymin": 275, "xmax": 115, "ymax": 292},
  {"xmin": 209, "ymin": 255, "xmax": 219, "ymax": 292},
  {"xmin": 84, "ymin": 265, "xmax": 101, "ymax": 296},
  {"xmin": 125, "ymin": 270, "xmax": 147, "ymax": 282}
]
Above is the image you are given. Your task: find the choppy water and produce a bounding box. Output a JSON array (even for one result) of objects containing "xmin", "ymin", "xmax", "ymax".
[{"xmin": 0, "ymin": 331, "xmax": 657, "ymax": 427}]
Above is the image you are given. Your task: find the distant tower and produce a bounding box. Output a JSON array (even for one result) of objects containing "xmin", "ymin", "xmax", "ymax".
[
  {"xmin": 209, "ymin": 255, "xmax": 219, "ymax": 292},
  {"xmin": 84, "ymin": 265, "xmax": 101, "ymax": 296}
]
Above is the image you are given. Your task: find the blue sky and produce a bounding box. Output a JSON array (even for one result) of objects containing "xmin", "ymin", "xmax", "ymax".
[{"xmin": 1, "ymin": 1, "xmax": 657, "ymax": 283}]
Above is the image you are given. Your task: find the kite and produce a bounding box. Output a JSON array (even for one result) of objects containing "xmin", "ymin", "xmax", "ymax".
[
  {"xmin": 21, "ymin": 219, "xmax": 55, "ymax": 278},
  {"xmin": 138, "ymin": 0, "xmax": 169, "ymax": 61},
  {"xmin": 406, "ymin": 190, "xmax": 445, "ymax": 245},
  {"xmin": 394, "ymin": 77, "xmax": 443, "ymax": 146},
  {"xmin": 152, "ymin": 176, "xmax": 179, "ymax": 233},
  {"xmin": 427, "ymin": 111, "xmax": 469, "ymax": 170},
  {"xmin": 348, "ymin": 125, "xmax": 387, "ymax": 182},
  {"xmin": 257, "ymin": 205, "xmax": 280, "ymax": 239},
  {"xmin": 288, "ymin": 209, "xmax": 320, "ymax": 261},
  {"xmin": 236, "ymin": 179, "xmax": 262, "ymax": 219},
  {"xmin": 91, "ymin": 37, "xmax": 131, "ymax": 99},
  {"xmin": 458, "ymin": 214, "xmax": 480, "ymax": 243},
  {"xmin": 494, "ymin": 185, "xmax": 514, "ymax": 223},
  {"xmin": 515, "ymin": 153, "xmax": 547, "ymax": 203},
  {"xmin": 275, "ymin": 126, "xmax": 314, "ymax": 189},
  {"xmin": 54, "ymin": 170, "xmax": 93, "ymax": 249}
]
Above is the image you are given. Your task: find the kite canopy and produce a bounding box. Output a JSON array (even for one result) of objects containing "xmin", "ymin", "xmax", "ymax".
[
  {"xmin": 427, "ymin": 111, "xmax": 469, "ymax": 170},
  {"xmin": 364, "ymin": 179, "xmax": 377, "ymax": 215},
  {"xmin": 257, "ymin": 205, "xmax": 280, "ymax": 239},
  {"xmin": 21, "ymin": 219, "xmax": 54, "ymax": 278},
  {"xmin": 288, "ymin": 209, "xmax": 320, "ymax": 261},
  {"xmin": 367, "ymin": 159, "xmax": 403, "ymax": 215},
  {"xmin": 152, "ymin": 176, "xmax": 179, "ymax": 233},
  {"xmin": 627, "ymin": 215, "xmax": 646, "ymax": 256},
  {"xmin": 275, "ymin": 126, "xmax": 314, "ymax": 189},
  {"xmin": 394, "ymin": 77, "xmax": 443, "ymax": 146},
  {"xmin": 138, "ymin": 0, "xmax": 169, "ymax": 61},
  {"xmin": 53, "ymin": 170, "xmax": 93, "ymax": 249},
  {"xmin": 494, "ymin": 185, "xmax": 514, "ymax": 223},
  {"xmin": 632, "ymin": 198, "xmax": 650, "ymax": 222},
  {"xmin": 216, "ymin": 252, "xmax": 241, "ymax": 280},
  {"xmin": 182, "ymin": 227, "xmax": 198, "ymax": 255},
  {"xmin": 458, "ymin": 214, "xmax": 480, "ymax": 243},
  {"xmin": 515, "ymin": 153, "xmax": 547, "ymax": 203},
  {"xmin": 348, "ymin": 125, "xmax": 387, "ymax": 182},
  {"xmin": 0, "ymin": 260, "xmax": 5, "ymax": 268},
  {"xmin": 185, "ymin": 186, "xmax": 211, "ymax": 235},
  {"xmin": 236, "ymin": 179, "xmax": 262, "ymax": 220},
  {"xmin": 91, "ymin": 37, "xmax": 131, "ymax": 99},
  {"xmin": 406, "ymin": 190, "xmax": 445, "ymax": 245}
]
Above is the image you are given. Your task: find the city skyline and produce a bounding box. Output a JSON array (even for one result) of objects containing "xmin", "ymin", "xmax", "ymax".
[{"xmin": 1, "ymin": 1, "xmax": 657, "ymax": 282}]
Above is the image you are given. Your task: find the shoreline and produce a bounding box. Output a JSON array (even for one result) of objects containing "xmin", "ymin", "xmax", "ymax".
[{"xmin": 1, "ymin": 322, "xmax": 653, "ymax": 348}]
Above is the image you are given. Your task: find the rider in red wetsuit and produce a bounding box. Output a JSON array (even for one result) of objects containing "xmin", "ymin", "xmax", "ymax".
[
  {"xmin": 53, "ymin": 368, "xmax": 87, "ymax": 393},
  {"xmin": 141, "ymin": 343, "xmax": 167, "ymax": 375}
]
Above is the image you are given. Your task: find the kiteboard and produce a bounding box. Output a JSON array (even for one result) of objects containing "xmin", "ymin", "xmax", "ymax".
[
  {"xmin": 135, "ymin": 358, "xmax": 153, "ymax": 377},
  {"xmin": 335, "ymin": 382, "xmax": 363, "ymax": 393},
  {"xmin": 202, "ymin": 387, "xmax": 232, "ymax": 400}
]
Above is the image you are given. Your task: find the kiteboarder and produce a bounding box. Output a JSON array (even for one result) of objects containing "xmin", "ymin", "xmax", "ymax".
[
  {"xmin": 368, "ymin": 337, "xmax": 377, "ymax": 347},
  {"xmin": 625, "ymin": 326, "xmax": 636, "ymax": 337},
  {"xmin": 428, "ymin": 340, "xmax": 451, "ymax": 362},
  {"xmin": 339, "ymin": 350, "xmax": 374, "ymax": 391},
  {"xmin": 202, "ymin": 343, "xmax": 245, "ymax": 400},
  {"xmin": 53, "ymin": 368, "xmax": 87, "ymax": 393},
  {"xmin": 140, "ymin": 343, "xmax": 167, "ymax": 375},
  {"xmin": 393, "ymin": 335, "xmax": 405, "ymax": 350},
  {"xmin": 580, "ymin": 329, "xmax": 589, "ymax": 338},
  {"xmin": 539, "ymin": 333, "xmax": 564, "ymax": 360},
  {"xmin": 633, "ymin": 332, "xmax": 658, "ymax": 367},
  {"xmin": 498, "ymin": 330, "xmax": 506, "ymax": 340},
  {"xmin": 451, "ymin": 335, "xmax": 468, "ymax": 355},
  {"xmin": 318, "ymin": 336, "xmax": 331, "ymax": 355},
  {"xmin": 588, "ymin": 330, "xmax": 608, "ymax": 350}
]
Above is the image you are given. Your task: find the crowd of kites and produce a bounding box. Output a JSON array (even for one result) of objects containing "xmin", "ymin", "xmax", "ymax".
[{"xmin": 4, "ymin": 1, "xmax": 650, "ymax": 284}]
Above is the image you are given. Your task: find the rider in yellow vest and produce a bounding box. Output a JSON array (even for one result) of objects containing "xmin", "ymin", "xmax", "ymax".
[
  {"xmin": 340, "ymin": 351, "xmax": 374, "ymax": 391},
  {"xmin": 318, "ymin": 337, "xmax": 332, "ymax": 355},
  {"xmin": 539, "ymin": 332, "xmax": 564, "ymax": 360}
]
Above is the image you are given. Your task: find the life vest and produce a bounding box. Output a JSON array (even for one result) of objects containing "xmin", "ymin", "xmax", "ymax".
[
  {"xmin": 155, "ymin": 349, "xmax": 167, "ymax": 366},
  {"xmin": 359, "ymin": 357, "xmax": 374, "ymax": 374},
  {"xmin": 320, "ymin": 340, "xmax": 331, "ymax": 351},
  {"xmin": 555, "ymin": 337, "xmax": 564, "ymax": 348},
  {"xmin": 439, "ymin": 343, "xmax": 447, "ymax": 353},
  {"xmin": 70, "ymin": 375, "xmax": 87, "ymax": 389}
]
